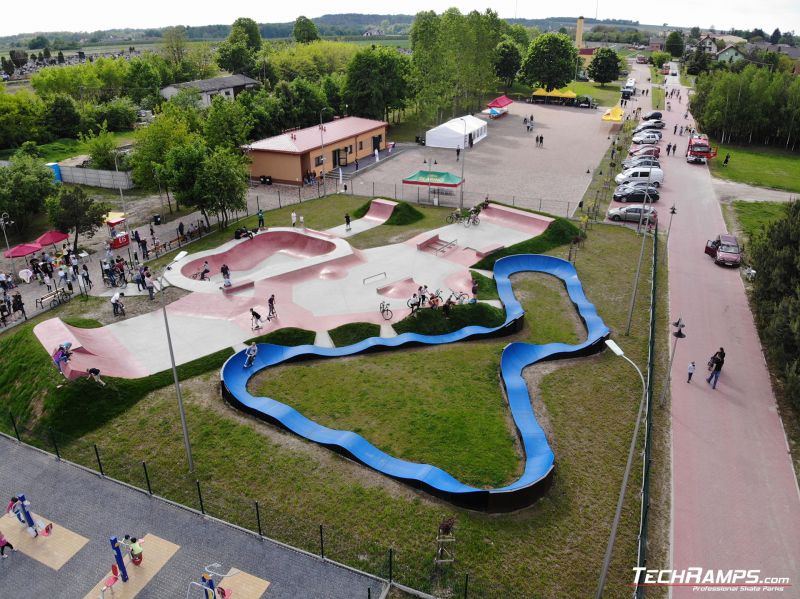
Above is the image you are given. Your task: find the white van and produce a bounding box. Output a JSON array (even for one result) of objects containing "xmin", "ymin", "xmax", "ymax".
[{"xmin": 615, "ymin": 167, "xmax": 664, "ymax": 187}]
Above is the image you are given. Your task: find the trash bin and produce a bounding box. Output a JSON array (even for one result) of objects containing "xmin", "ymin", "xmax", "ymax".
[
  {"xmin": 260, "ymin": 175, "xmax": 267, "ymax": 184},
  {"xmin": 152, "ymin": 214, "xmax": 161, "ymax": 225}
]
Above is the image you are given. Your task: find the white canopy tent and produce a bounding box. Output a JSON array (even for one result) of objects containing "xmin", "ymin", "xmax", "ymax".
[{"xmin": 425, "ymin": 115, "xmax": 487, "ymax": 149}]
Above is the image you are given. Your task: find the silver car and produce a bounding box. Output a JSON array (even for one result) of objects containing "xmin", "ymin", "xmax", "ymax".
[
  {"xmin": 632, "ymin": 132, "xmax": 661, "ymax": 144},
  {"xmin": 607, "ymin": 204, "xmax": 658, "ymax": 223}
]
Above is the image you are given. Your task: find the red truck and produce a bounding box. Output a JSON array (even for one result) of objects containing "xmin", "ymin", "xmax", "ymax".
[{"xmin": 686, "ymin": 133, "xmax": 718, "ymax": 164}]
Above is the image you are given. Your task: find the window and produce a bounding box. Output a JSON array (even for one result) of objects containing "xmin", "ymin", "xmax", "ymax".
[
  {"xmin": 314, "ymin": 155, "xmax": 323, "ymax": 167},
  {"xmin": 348, "ymin": 145, "xmax": 353, "ymax": 154},
  {"xmin": 358, "ymin": 141, "xmax": 363, "ymax": 150}
]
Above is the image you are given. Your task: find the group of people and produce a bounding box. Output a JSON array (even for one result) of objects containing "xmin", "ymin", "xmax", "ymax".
[
  {"xmin": 664, "ymin": 143, "xmax": 678, "ymax": 156},
  {"xmin": 132, "ymin": 264, "xmax": 157, "ymax": 299},
  {"xmin": 101, "ymin": 256, "xmax": 129, "ymax": 288},
  {"xmin": 290, "ymin": 211, "xmax": 305, "ymax": 228},
  {"xmin": 303, "ymin": 171, "xmax": 318, "ymax": 186},
  {"xmin": 686, "ymin": 347, "xmax": 726, "ymax": 390},
  {"xmin": 523, "ymin": 115, "xmax": 535, "ymax": 133},
  {"xmin": 249, "ymin": 294, "xmax": 277, "ymax": 330},
  {"xmin": 0, "ymin": 290, "xmax": 26, "ymax": 325},
  {"xmin": 667, "ymin": 88, "xmax": 682, "ymax": 103}
]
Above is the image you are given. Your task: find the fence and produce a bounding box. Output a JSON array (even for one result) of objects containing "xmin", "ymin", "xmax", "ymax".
[
  {"xmin": 58, "ymin": 165, "xmax": 134, "ymax": 189},
  {"xmin": 5, "ymin": 416, "xmax": 498, "ymax": 598}
]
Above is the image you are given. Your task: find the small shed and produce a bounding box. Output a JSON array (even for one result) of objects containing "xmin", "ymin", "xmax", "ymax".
[{"xmin": 425, "ymin": 116, "xmax": 487, "ymax": 149}]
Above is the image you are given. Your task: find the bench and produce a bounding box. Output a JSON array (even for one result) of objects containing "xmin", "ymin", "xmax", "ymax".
[{"xmin": 36, "ymin": 290, "xmax": 61, "ymax": 309}]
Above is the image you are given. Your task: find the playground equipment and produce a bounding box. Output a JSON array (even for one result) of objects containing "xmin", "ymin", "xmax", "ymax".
[
  {"xmin": 220, "ymin": 255, "xmax": 610, "ymax": 512},
  {"xmin": 186, "ymin": 563, "xmax": 240, "ymax": 598},
  {"xmin": 8, "ymin": 494, "xmax": 53, "ymax": 538}
]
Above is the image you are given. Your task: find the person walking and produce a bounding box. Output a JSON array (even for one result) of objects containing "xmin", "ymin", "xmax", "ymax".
[
  {"xmin": 43, "ymin": 272, "xmax": 53, "ymax": 292},
  {"xmin": 144, "ymin": 272, "xmax": 155, "ymax": 300},
  {"xmin": 706, "ymin": 357, "xmax": 723, "ymax": 389},
  {"xmin": 81, "ymin": 264, "xmax": 92, "ymax": 290},
  {"xmin": 0, "ymin": 530, "xmax": 17, "ymax": 557},
  {"xmin": 539, "ymin": 135, "xmax": 544, "ymax": 148},
  {"xmin": 723, "ymin": 153, "xmax": 731, "ymax": 167},
  {"xmin": 178, "ymin": 221, "xmax": 185, "ymax": 239},
  {"xmin": 299, "ymin": 215, "xmax": 304, "ymax": 228},
  {"xmin": 344, "ymin": 213, "xmax": 351, "ymax": 231},
  {"xmin": 291, "ymin": 211, "xmax": 297, "ymax": 228},
  {"xmin": 674, "ymin": 124, "xmax": 678, "ymax": 135},
  {"xmin": 355, "ymin": 158, "xmax": 359, "ymax": 171},
  {"xmin": 456, "ymin": 146, "xmax": 461, "ymax": 161},
  {"xmin": 687, "ymin": 361, "xmax": 696, "ymax": 383},
  {"xmin": 679, "ymin": 126, "xmax": 684, "ymax": 136},
  {"xmin": 257, "ymin": 209, "xmax": 264, "ymax": 228},
  {"xmin": 666, "ymin": 142, "xmax": 672, "ymax": 155},
  {"xmin": 11, "ymin": 292, "xmax": 25, "ymax": 321}
]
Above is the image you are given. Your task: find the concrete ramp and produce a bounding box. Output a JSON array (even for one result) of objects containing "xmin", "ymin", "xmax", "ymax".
[
  {"xmin": 327, "ymin": 199, "xmax": 398, "ymax": 238},
  {"xmin": 376, "ymin": 277, "xmax": 421, "ymax": 299}
]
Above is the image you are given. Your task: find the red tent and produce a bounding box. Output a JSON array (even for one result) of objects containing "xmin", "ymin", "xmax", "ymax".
[
  {"xmin": 36, "ymin": 230, "xmax": 69, "ymax": 247},
  {"xmin": 4, "ymin": 243, "xmax": 42, "ymax": 258},
  {"xmin": 487, "ymin": 95, "xmax": 513, "ymax": 109}
]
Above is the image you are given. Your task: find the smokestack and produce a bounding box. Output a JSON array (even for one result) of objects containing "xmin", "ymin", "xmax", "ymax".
[{"xmin": 576, "ymin": 16, "xmax": 585, "ymax": 49}]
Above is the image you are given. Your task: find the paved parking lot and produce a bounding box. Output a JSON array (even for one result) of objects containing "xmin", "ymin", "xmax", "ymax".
[{"xmin": 353, "ymin": 101, "xmax": 615, "ymax": 215}]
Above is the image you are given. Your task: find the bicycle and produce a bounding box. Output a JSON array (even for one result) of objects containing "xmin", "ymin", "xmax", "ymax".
[
  {"xmin": 448, "ymin": 289, "xmax": 469, "ymax": 304},
  {"xmin": 379, "ymin": 301, "xmax": 393, "ymax": 321},
  {"xmin": 463, "ymin": 213, "xmax": 480, "ymax": 228},
  {"xmin": 446, "ymin": 211, "xmax": 465, "ymax": 225},
  {"xmin": 191, "ymin": 269, "xmax": 210, "ymax": 281},
  {"xmin": 114, "ymin": 302, "xmax": 126, "ymax": 317}
]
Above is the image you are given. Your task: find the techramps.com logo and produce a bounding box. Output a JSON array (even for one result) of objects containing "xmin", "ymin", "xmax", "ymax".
[{"xmin": 631, "ymin": 568, "xmax": 792, "ymax": 592}]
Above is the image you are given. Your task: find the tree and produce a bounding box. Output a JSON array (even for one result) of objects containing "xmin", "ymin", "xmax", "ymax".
[
  {"xmin": 44, "ymin": 94, "xmax": 81, "ymax": 138},
  {"xmin": 321, "ymin": 74, "xmax": 345, "ymax": 115},
  {"xmin": 293, "ymin": 16, "xmax": 320, "ymax": 43},
  {"xmin": 43, "ymin": 48, "xmax": 51, "ymax": 60},
  {"xmin": 1, "ymin": 57, "xmax": 13, "ymax": 77},
  {"xmin": 494, "ymin": 38, "xmax": 522, "ymax": 89},
  {"xmin": 9, "ymin": 49, "xmax": 28, "ymax": 68},
  {"xmin": 128, "ymin": 112, "xmax": 191, "ymax": 197},
  {"xmin": 231, "ymin": 17, "xmax": 262, "ymax": 52},
  {"xmin": 649, "ymin": 51, "xmax": 672, "ymax": 69},
  {"xmin": 0, "ymin": 90, "xmax": 46, "ymax": 147},
  {"xmin": 195, "ymin": 147, "xmax": 248, "ymax": 229},
  {"xmin": 125, "ymin": 58, "xmax": 162, "ymax": 103},
  {"xmin": 57, "ymin": 51, "xmax": 64, "ymax": 64},
  {"xmin": 203, "ymin": 94, "xmax": 252, "ymax": 149},
  {"xmin": 345, "ymin": 46, "xmax": 409, "ymax": 121},
  {"xmin": 587, "ymin": 47, "xmax": 621, "ymax": 86},
  {"xmin": 79, "ymin": 123, "xmax": 117, "ymax": 170},
  {"xmin": 506, "ymin": 24, "xmax": 531, "ymax": 49},
  {"xmin": 163, "ymin": 136, "xmax": 208, "ymax": 220},
  {"xmin": 45, "ymin": 186, "xmax": 109, "ymax": 253},
  {"xmin": 0, "ymin": 154, "xmax": 57, "ymax": 233},
  {"xmin": 216, "ymin": 27, "xmax": 256, "ymax": 76},
  {"xmin": 162, "ymin": 26, "xmax": 188, "ymax": 67},
  {"xmin": 689, "ymin": 27, "xmax": 702, "ymax": 40},
  {"xmin": 28, "ymin": 35, "xmax": 49, "ymax": 50},
  {"xmin": 665, "ymin": 31, "xmax": 685, "ymax": 57},
  {"xmin": 236, "ymin": 88, "xmax": 284, "ymax": 139},
  {"xmin": 520, "ymin": 33, "xmax": 578, "ymax": 91},
  {"xmin": 770, "ymin": 28, "xmax": 782, "ymax": 44}
]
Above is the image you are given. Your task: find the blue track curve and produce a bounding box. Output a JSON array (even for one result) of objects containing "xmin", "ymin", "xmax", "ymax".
[{"xmin": 221, "ymin": 255, "xmax": 609, "ymax": 512}]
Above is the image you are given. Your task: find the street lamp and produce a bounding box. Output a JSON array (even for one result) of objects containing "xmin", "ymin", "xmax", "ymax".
[
  {"xmin": 666, "ymin": 204, "xmax": 677, "ymax": 242},
  {"xmin": 113, "ymin": 151, "xmax": 127, "ymax": 221},
  {"xmin": 595, "ymin": 339, "xmax": 647, "ymax": 599},
  {"xmin": 658, "ymin": 317, "xmax": 686, "ymax": 407},
  {"xmin": 159, "ymin": 250, "xmax": 194, "ymax": 472},
  {"xmin": 458, "ymin": 117, "xmax": 467, "ymax": 210},
  {"xmin": 319, "ymin": 107, "xmax": 335, "ymax": 197}
]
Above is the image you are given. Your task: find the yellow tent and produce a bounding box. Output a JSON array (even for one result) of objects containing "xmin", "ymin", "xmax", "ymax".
[
  {"xmin": 532, "ymin": 87, "xmax": 578, "ymax": 98},
  {"xmin": 601, "ymin": 106, "xmax": 625, "ymax": 122}
]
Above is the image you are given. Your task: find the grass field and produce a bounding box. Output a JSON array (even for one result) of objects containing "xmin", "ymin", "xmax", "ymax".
[
  {"xmin": 732, "ymin": 201, "xmax": 787, "ymax": 239},
  {"xmin": 652, "ymin": 86, "xmax": 665, "ymax": 111},
  {"xmin": 0, "ymin": 193, "xmax": 663, "ymax": 597},
  {"xmin": 709, "ymin": 144, "xmax": 800, "ymax": 193},
  {"xmin": 0, "ymin": 131, "xmax": 136, "ymax": 162},
  {"xmin": 567, "ymin": 81, "xmax": 622, "ymax": 107}
]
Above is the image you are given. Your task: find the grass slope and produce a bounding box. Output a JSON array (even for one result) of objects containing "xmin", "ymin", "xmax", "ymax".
[
  {"xmin": 393, "ymin": 303, "xmax": 505, "ymax": 335},
  {"xmin": 472, "ymin": 217, "xmax": 580, "ymax": 270},
  {"xmin": 470, "ymin": 270, "xmax": 499, "ymax": 300},
  {"xmin": 246, "ymin": 327, "xmax": 316, "ymax": 346},
  {"xmin": 732, "ymin": 201, "xmax": 787, "ymax": 240},
  {"xmin": 328, "ymin": 322, "xmax": 381, "ymax": 347},
  {"xmin": 709, "ymin": 144, "xmax": 800, "ymax": 193}
]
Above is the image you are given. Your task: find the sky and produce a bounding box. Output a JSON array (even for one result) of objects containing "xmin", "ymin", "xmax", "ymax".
[{"xmin": 3, "ymin": 0, "xmax": 799, "ymax": 37}]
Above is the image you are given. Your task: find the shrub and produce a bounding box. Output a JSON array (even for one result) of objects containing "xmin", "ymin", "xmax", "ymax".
[{"xmin": 393, "ymin": 302, "xmax": 505, "ymax": 336}]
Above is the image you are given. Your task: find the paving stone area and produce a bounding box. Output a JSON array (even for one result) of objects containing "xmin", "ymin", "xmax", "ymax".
[{"xmin": 0, "ymin": 436, "xmax": 386, "ymax": 599}]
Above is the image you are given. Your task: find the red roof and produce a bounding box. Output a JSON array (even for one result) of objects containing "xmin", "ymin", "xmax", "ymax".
[
  {"xmin": 487, "ymin": 95, "xmax": 513, "ymax": 108},
  {"xmin": 246, "ymin": 117, "xmax": 388, "ymax": 155},
  {"xmin": 579, "ymin": 48, "xmax": 596, "ymax": 55}
]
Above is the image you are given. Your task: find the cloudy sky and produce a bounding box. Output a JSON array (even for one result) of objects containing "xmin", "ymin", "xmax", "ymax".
[{"xmin": 4, "ymin": 0, "xmax": 798, "ymax": 37}]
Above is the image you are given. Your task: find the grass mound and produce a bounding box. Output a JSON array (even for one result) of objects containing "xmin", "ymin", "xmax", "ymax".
[
  {"xmin": 394, "ymin": 303, "xmax": 505, "ymax": 336},
  {"xmin": 246, "ymin": 327, "xmax": 316, "ymax": 346},
  {"xmin": 328, "ymin": 322, "xmax": 381, "ymax": 347},
  {"xmin": 472, "ymin": 217, "xmax": 580, "ymax": 270},
  {"xmin": 470, "ymin": 270, "xmax": 499, "ymax": 300},
  {"xmin": 385, "ymin": 201, "xmax": 424, "ymax": 226},
  {"xmin": 350, "ymin": 200, "xmax": 372, "ymax": 219},
  {"xmin": 61, "ymin": 318, "xmax": 103, "ymax": 329}
]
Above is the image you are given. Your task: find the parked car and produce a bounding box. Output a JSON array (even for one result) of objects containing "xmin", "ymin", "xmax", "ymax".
[
  {"xmin": 642, "ymin": 111, "xmax": 663, "ymax": 121},
  {"xmin": 635, "ymin": 119, "xmax": 666, "ymax": 130},
  {"xmin": 615, "ymin": 166, "xmax": 664, "ymax": 186},
  {"xmin": 670, "ymin": 70, "xmax": 678, "ymax": 76},
  {"xmin": 632, "ymin": 131, "xmax": 661, "ymax": 144},
  {"xmin": 607, "ymin": 205, "xmax": 658, "ymax": 224},
  {"xmin": 622, "ymin": 156, "xmax": 660, "ymax": 169},
  {"xmin": 576, "ymin": 95, "xmax": 597, "ymax": 108},
  {"xmin": 704, "ymin": 234, "xmax": 741, "ymax": 267},
  {"xmin": 613, "ymin": 186, "xmax": 660, "ymax": 202},
  {"xmin": 628, "ymin": 145, "xmax": 661, "ymax": 158}
]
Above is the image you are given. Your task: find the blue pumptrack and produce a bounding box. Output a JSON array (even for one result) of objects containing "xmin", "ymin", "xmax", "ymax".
[{"xmin": 221, "ymin": 255, "xmax": 609, "ymax": 512}]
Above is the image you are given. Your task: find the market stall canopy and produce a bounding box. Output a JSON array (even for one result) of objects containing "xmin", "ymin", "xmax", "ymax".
[
  {"xmin": 105, "ymin": 211, "xmax": 127, "ymax": 227},
  {"xmin": 425, "ymin": 115, "xmax": 487, "ymax": 149},
  {"xmin": 36, "ymin": 230, "xmax": 69, "ymax": 247},
  {"xmin": 487, "ymin": 95, "xmax": 513, "ymax": 108},
  {"xmin": 532, "ymin": 87, "xmax": 577, "ymax": 98},
  {"xmin": 4, "ymin": 242, "xmax": 42, "ymax": 258},
  {"xmin": 601, "ymin": 106, "xmax": 625, "ymax": 122},
  {"xmin": 402, "ymin": 171, "xmax": 464, "ymax": 188}
]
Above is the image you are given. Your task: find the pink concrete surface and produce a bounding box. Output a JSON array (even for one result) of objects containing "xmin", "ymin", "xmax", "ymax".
[
  {"xmin": 180, "ymin": 230, "xmax": 336, "ymax": 277},
  {"xmin": 363, "ymin": 198, "xmax": 397, "ymax": 221},
  {"xmin": 376, "ymin": 277, "xmax": 422, "ymax": 299},
  {"xmin": 480, "ymin": 204, "xmax": 554, "ymax": 235},
  {"xmin": 646, "ymin": 64, "xmax": 800, "ymax": 594},
  {"xmin": 33, "ymin": 318, "xmax": 149, "ymax": 379}
]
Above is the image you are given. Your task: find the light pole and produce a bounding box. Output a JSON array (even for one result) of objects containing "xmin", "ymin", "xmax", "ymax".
[
  {"xmin": 595, "ymin": 339, "xmax": 647, "ymax": 599},
  {"xmin": 458, "ymin": 117, "xmax": 467, "ymax": 209},
  {"xmin": 666, "ymin": 204, "xmax": 677, "ymax": 243},
  {"xmin": 113, "ymin": 152, "xmax": 127, "ymax": 221},
  {"xmin": 625, "ymin": 169, "xmax": 655, "ymax": 335},
  {"xmin": 319, "ymin": 107, "xmax": 335, "ymax": 197},
  {"xmin": 0, "ymin": 212, "xmax": 12, "ymax": 254},
  {"xmin": 158, "ymin": 250, "xmax": 194, "ymax": 472},
  {"xmin": 659, "ymin": 317, "xmax": 686, "ymax": 407}
]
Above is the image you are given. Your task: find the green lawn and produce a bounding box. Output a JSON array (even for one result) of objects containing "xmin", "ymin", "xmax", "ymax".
[
  {"xmin": 0, "ymin": 193, "xmax": 663, "ymax": 597},
  {"xmin": 567, "ymin": 81, "xmax": 622, "ymax": 106},
  {"xmin": 649, "ymin": 66, "xmax": 664, "ymax": 85},
  {"xmin": 709, "ymin": 144, "xmax": 800, "ymax": 193},
  {"xmin": 732, "ymin": 201, "xmax": 787, "ymax": 240},
  {"xmin": 651, "ymin": 86, "xmax": 665, "ymax": 111},
  {"xmin": 0, "ymin": 131, "xmax": 136, "ymax": 162}
]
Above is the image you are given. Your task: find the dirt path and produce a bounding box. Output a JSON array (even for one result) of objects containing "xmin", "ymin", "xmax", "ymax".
[{"xmin": 712, "ymin": 178, "xmax": 796, "ymax": 204}]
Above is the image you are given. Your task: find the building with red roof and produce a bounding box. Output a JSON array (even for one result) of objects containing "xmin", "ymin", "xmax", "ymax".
[{"xmin": 244, "ymin": 116, "xmax": 388, "ymax": 186}]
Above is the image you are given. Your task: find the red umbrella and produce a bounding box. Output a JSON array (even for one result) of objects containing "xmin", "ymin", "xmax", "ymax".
[
  {"xmin": 36, "ymin": 230, "xmax": 70, "ymax": 247},
  {"xmin": 4, "ymin": 242, "xmax": 42, "ymax": 258}
]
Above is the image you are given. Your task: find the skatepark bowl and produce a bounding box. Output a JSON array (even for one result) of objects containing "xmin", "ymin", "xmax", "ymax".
[{"xmin": 221, "ymin": 255, "xmax": 610, "ymax": 512}]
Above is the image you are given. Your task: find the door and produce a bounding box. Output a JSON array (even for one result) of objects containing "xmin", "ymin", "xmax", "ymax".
[
  {"xmin": 704, "ymin": 240, "xmax": 718, "ymax": 258},
  {"xmin": 468, "ymin": 133, "xmax": 474, "ymax": 148},
  {"xmin": 372, "ymin": 135, "xmax": 382, "ymax": 151}
]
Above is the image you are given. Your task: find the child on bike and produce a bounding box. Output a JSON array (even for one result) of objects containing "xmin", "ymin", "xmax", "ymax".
[{"xmin": 200, "ymin": 261, "xmax": 210, "ymax": 281}]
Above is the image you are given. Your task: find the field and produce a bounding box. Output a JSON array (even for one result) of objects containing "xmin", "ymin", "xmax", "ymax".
[
  {"xmin": 709, "ymin": 143, "xmax": 800, "ymax": 193},
  {"xmin": 0, "ymin": 192, "xmax": 664, "ymax": 597},
  {"xmin": 0, "ymin": 131, "xmax": 135, "ymax": 161},
  {"xmin": 567, "ymin": 81, "xmax": 622, "ymax": 106},
  {"xmin": 732, "ymin": 201, "xmax": 787, "ymax": 239}
]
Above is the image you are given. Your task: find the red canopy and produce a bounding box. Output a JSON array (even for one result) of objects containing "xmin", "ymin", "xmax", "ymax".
[
  {"xmin": 36, "ymin": 230, "xmax": 69, "ymax": 246},
  {"xmin": 4, "ymin": 243, "xmax": 42, "ymax": 258},
  {"xmin": 487, "ymin": 95, "xmax": 513, "ymax": 109}
]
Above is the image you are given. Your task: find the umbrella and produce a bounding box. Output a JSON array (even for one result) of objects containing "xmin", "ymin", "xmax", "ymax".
[
  {"xmin": 4, "ymin": 242, "xmax": 42, "ymax": 259},
  {"xmin": 36, "ymin": 230, "xmax": 69, "ymax": 247}
]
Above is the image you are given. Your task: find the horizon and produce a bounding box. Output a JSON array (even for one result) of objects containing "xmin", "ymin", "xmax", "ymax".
[{"xmin": 2, "ymin": 1, "xmax": 798, "ymax": 39}]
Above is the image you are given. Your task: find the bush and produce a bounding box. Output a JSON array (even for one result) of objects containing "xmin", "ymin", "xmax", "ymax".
[
  {"xmin": 328, "ymin": 322, "xmax": 381, "ymax": 347},
  {"xmin": 472, "ymin": 217, "xmax": 579, "ymax": 270},
  {"xmin": 81, "ymin": 97, "xmax": 137, "ymax": 133},
  {"xmin": 246, "ymin": 327, "xmax": 316, "ymax": 346},
  {"xmin": 393, "ymin": 302, "xmax": 505, "ymax": 336}
]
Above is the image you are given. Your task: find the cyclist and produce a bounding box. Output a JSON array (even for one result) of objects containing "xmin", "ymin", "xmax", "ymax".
[
  {"xmin": 200, "ymin": 261, "xmax": 210, "ymax": 281},
  {"xmin": 244, "ymin": 343, "xmax": 258, "ymax": 368},
  {"xmin": 110, "ymin": 291, "xmax": 125, "ymax": 316}
]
